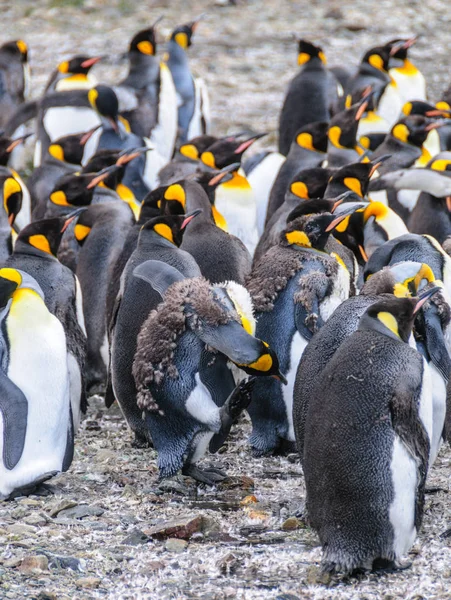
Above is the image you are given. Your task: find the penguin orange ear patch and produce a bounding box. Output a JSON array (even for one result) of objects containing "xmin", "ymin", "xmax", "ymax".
[
  {"xmin": 343, "ymin": 177, "xmax": 363, "ymax": 197},
  {"xmin": 285, "ymin": 231, "xmax": 311, "ymax": 247},
  {"xmin": 392, "ymin": 123, "xmax": 409, "ymax": 143},
  {"xmin": 16, "ymin": 40, "xmax": 27, "ymax": 55},
  {"xmin": 49, "ymin": 144, "xmax": 64, "ymax": 161},
  {"xmin": 180, "ymin": 144, "xmax": 198, "ymax": 160},
  {"xmin": 174, "ymin": 32, "xmax": 189, "ymax": 49},
  {"xmin": 58, "ymin": 61, "xmax": 69, "ymax": 74},
  {"xmin": 290, "ymin": 181, "xmax": 309, "ymax": 199},
  {"xmin": 0, "ymin": 268, "xmax": 22, "ymax": 285},
  {"xmin": 154, "ymin": 223, "xmax": 174, "ymax": 244},
  {"xmin": 29, "ymin": 234, "xmax": 52, "ymax": 255},
  {"xmin": 137, "ymin": 41, "xmax": 154, "ymax": 55},
  {"xmin": 368, "ymin": 54, "xmax": 385, "ymax": 71},
  {"xmin": 164, "ymin": 184, "xmax": 186, "ymax": 208},
  {"xmin": 88, "ymin": 88, "xmax": 98, "ymax": 108},
  {"xmin": 297, "ymin": 52, "xmax": 311, "ymax": 66},
  {"xmin": 74, "ymin": 224, "xmax": 91, "ymax": 242},
  {"xmin": 377, "ymin": 311, "xmax": 400, "ymax": 338}
]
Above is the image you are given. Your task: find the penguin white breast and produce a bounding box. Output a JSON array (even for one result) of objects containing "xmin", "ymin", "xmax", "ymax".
[
  {"xmin": 389, "ymin": 435, "xmax": 418, "ymax": 558},
  {"xmin": 215, "ymin": 180, "xmax": 258, "ymax": 256},
  {"xmin": 185, "ymin": 372, "xmax": 221, "ymax": 433},
  {"xmin": 283, "ymin": 331, "xmax": 308, "ymax": 441},
  {"xmin": 149, "ymin": 63, "xmax": 178, "ymax": 162},
  {"xmin": 396, "ymin": 190, "xmax": 420, "ymax": 212},
  {"xmin": 427, "ymin": 362, "xmax": 446, "ymax": 466},
  {"xmin": 247, "ymin": 153, "xmax": 286, "ymax": 236},
  {"xmin": 320, "ymin": 262, "xmax": 350, "ymax": 322},
  {"xmin": 43, "ymin": 106, "xmax": 101, "ymax": 144},
  {"xmin": 187, "ymin": 77, "xmax": 210, "ymax": 140},
  {"xmin": 376, "ymin": 84, "xmax": 403, "ymax": 129},
  {"xmin": 0, "ymin": 291, "xmax": 70, "ymax": 497},
  {"xmin": 389, "ymin": 69, "xmax": 426, "ymax": 105}
]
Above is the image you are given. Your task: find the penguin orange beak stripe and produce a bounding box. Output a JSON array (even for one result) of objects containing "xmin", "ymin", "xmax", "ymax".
[
  {"xmin": 116, "ymin": 147, "xmax": 151, "ymax": 166},
  {"xmin": 234, "ymin": 133, "xmax": 267, "ymax": 154},
  {"xmin": 359, "ymin": 245, "xmax": 369, "ymax": 262},
  {"xmin": 80, "ymin": 56, "xmax": 101, "ymax": 69},
  {"xmin": 446, "ymin": 197, "xmax": 451, "ymax": 212},
  {"xmin": 355, "ymin": 101, "xmax": 369, "ymax": 121},
  {"xmin": 181, "ymin": 209, "xmax": 202, "ymax": 229},
  {"xmin": 369, "ymin": 154, "xmax": 391, "ymax": 177},
  {"xmin": 273, "ymin": 373, "xmax": 288, "ymax": 385},
  {"xmin": 6, "ymin": 134, "xmax": 32, "ymax": 153},
  {"xmin": 80, "ymin": 125, "xmax": 101, "ymax": 146},
  {"xmin": 426, "ymin": 109, "xmax": 451, "ymax": 118},
  {"xmin": 425, "ymin": 121, "xmax": 445, "ymax": 131},
  {"xmin": 413, "ymin": 286, "xmax": 442, "ymax": 314}
]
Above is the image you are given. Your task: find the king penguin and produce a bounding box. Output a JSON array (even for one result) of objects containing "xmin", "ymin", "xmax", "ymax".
[
  {"xmin": 44, "ymin": 55, "xmax": 100, "ymax": 94},
  {"xmin": 0, "ymin": 268, "xmax": 73, "ymax": 500},
  {"xmin": 0, "ymin": 40, "xmax": 29, "ymax": 129},
  {"xmin": 302, "ymin": 290, "xmax": 439, "ymax": 574}
]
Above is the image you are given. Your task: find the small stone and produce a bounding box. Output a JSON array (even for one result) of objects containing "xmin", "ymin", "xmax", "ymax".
[
  {"xmin": 324, "ymin": 6, "xmax": 343, "ymax": 19},
  {"xmin": 147, "ymin": 560, "xmax": 165, "ymax": 571},
  {"xmin": 144, "ymin": 515, "xmax": 202, "ymax": 540},
  {"xmin": 165, "ymin": 538, "xmax": 188, "ymax": 553},
  {"xmin": 240, "ymin": 495, "xmax": 258, "ymax": 506},
  {"xmin": 201, "ymin": 516, "xmax": 221, "ymax": 537},
  {"xmin": 96, "ymin": 449, "xmax": 115, "ymax": 462},
  {"xmin": 306, "ymin": 565, "xmax": 332, "ymax": 586},
  {"xmin": 48, "ymin": 500, "xmax": 78, "ymax": 518},
  {"xmin": 281, "ymin": 517, "xmax": 303, "ymax": 531},
  {"xmin": 47, "ymin": 554, "xmax": 83, "ymax": 571},
  {"xmin": 19, "ymin": 498, "xmax": 41, "ymax": 506},
  {"xmin": 58, "ymin": 505, "xmax": 104, "ymax": 520},
  {"xmin": 122, "ymin": 529, "xmax": 149, "ymax": 546},
  {"xmin": 217, "ymin": 476, "xmax": 254, "ymax": 491},
  {"xmin": 23, "ymin": 514, "xmax": 47, "ymax": 527},
  {"xmin": 19, "ymin": 555, "xmax": 49, "ymax": 574},
  {"xmin": 4, "ymin": 557, "xmax": 22, "ymax": 568},
  {"xmin": 217, "ymin": 552, "xmax": 240, "ymax": 575},
  {"xmin": 76, "ymin": 577, "xmax": 101, "ymax": 589},
  {"xmin": 244, "ymin": 508, "xmax": 269, "ymax": 521},
  {"xmin": 7, "ymin": 523, "xmax": 36, "ymax": 536},
  {"xmin": 37, "ymin": 593, "xmax": 58, "ymax": 600}
]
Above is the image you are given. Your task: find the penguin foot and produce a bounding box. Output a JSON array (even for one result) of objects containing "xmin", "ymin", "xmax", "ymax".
[
  {"xmin": 131, "ymin": 432, "xmax": 152, "ymax": 449},
  {"xmin": 7, "ymin": 471, "xmax": 59, "ymax": 500},
  {"xmin": 182, "ymin": 464, "xmax": 227, "ymax": 486},
  {"xmin": 371, "ymin": 558, "xmax": 412, "ymax": 573}
]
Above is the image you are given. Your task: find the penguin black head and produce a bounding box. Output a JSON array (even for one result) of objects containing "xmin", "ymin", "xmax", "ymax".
[
  {"xmin": 170, "ymin": 18, "xmax": 202, "ymax": 49},
  {"xmin": 327, "ymin": 158, "xmax": 387, "ymax": 198},
  {"xmin": 0, "ymin": 134, "xmax": 30, "ymax": 167},
  {"xmin": 140, "ymin": 186, "xmax": 167, "ymax": 223},
  {"xmin": 391, "ymin": 116, "xmax": 441, "ymax": 148},
  {"xmin": 236, "ymin": 341, "xmax": 287, "ymax": 383},
  {"xmin": 286, "ymin": 197, "xmax": 342, "ymax": 223},
  {"xmin": 328, "ymin": 101, "xmax": 368, "ymax": 151},
  {"xmin": 0, "ymin": 170, "xmax": 22, "ymax": 227},
  {"xmin": 1, "ymin": 40, "xmax": 28, "ymax": 63},
  {"xmin": 48, "ymin": 128, "xmax": 99, "ymax": 166},
  {"xmin": 82, "ymin": 148, "xmax": 120, "ymax": 174},
  {"xmin": 179, "ymin": 135, "xmax": 218, "ymax": 161},
  {"xmin": 160, "ymin": 182, "xmax": 188, "ymax": 215},
  {"xmin": 402, "ymin": 100, "xmax": 438, "ymax": 118},
  {"xmin": 57, "ymin": 55, "xmax": 101, "ymax": 75},
  {"xmin": 289, "ymin": 167, "xmax": 331, "ymax": 201},
  {"xmin": 359, "ymin": 132, "xmax": 386, "ymax": 152},
  {"xmin": 294, "ymin": 122, "xmax": 329, "ymax": 154},
  {"xmin": 140, "ymin": 211, "xmax": 201, "ymax": 247},
  {"xmin": 385, "ymin": 37, "xmax": 416, "ymax": 62},
  {"xmin": 296, "ymin": 40, "xmax": 326, "ymax": 67},
  {"xmin": 283, "ymin": 206, "xmax": 359, "ymax": 251},
  {"xmin": 200, "ymin": 134, "xmax": 266, "ymax": 169},
  {"xmin": 49, "ymin": 171, "xmax": 107, "ymax": 208},
  {"xmin": 360, "ymin": 45, "xmax": 391, "ymax": 73},
  {"xmin": 88, "ymin": 85, "xmax": 119, "ymax": 132},
  {"xmin": 359, "ymin": 288, "xmax": 440, "ymax": 343},
  {"xmin": 129, "ymin": 22, "xmax": 161, "ymax": 56},
  {"xmin": 15, "ymin": 213, "xmax": 83, "ymax": 257}
]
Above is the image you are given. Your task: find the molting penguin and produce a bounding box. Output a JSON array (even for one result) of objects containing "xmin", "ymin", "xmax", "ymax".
[
  {"xmin": 265, "ymin": 121, "xmax": 329, "ymax": 225},
  {"xmin": 166, "ymin": 17, "xmax": 210, "ymax": 143},
  {"xmin": 278, "ymin": 40, "xmax": 337, "ymax": 156},
  {"xmin": 246, "ymin": 207, "xmax": 358, "ymax": 455},
  {"xmin": 5, "ymin": 215, "xmax": 87, "ymax": 431},
  {"xmin": 0, "ymin": 268, "xmax": 73, "ymax": 500},
  {"xmin": 108, "ymin": 212, "xmax": 201, "ymax": 445},
  {"xmin": 131, "ymin": 259, "xmax": 285, "ymax": 482},
  {"xmin": 303, "ymin": 290, "xmax": 439, "ymax": 574}
]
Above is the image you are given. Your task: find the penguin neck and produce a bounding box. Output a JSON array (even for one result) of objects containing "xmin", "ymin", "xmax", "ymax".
[
  {"xmin": 167, "ymin": 40, "xmax": 189, "ymax": 67},
  {"xmin": 359, "ymin": 62, "xmax": 390, "ymax": 82},
  {"xmin": 358, "ymin": 313, "xmax": 406, "ymax": 342},
  {"xmin": 13, "ymin": 239, "xmax": 58, "ymax": 260},
  {"xmin": 127, "ymin": 52, "xmax": 160, "ymax": 84},
  {"xmin": 138, "ymin": 229, "xmax": 178, "ymax": 250}
]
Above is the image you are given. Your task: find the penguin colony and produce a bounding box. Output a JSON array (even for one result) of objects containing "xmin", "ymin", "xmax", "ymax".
[{"xmin": 2, "ymin": 22, "xmax": 451, "ymax": 579}]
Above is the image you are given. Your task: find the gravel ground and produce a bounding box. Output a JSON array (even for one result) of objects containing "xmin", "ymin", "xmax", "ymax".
[{"xmin": 2, "ymin": 1, "xmax": 451, "ymax": 599}]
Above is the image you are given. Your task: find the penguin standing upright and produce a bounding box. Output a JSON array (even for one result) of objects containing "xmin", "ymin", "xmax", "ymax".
[
  {"xmin": 108, "ymin": 213, "xmax": 201, "ymax": 444},
  {"xmin": 132, "ymin": 259, "xmax": 285, "ymax": 482},
  {"xmin": 0, "ymin": 268, "xmax": 72, "ymax": 500},
  {"xmin": 388, "ymin": 37, "xmax": 426, "ymax": 105},
  {"xmin": 278, "ymin": 40, "xmax": 337, "ymax": 156},
  {"xmin": 115, "ymin": 23, "xmax": 177, "ymax": 161},
  {"xmin": 303, "ymin": 291, "xmax": 439, "ymax": 574},
  {"xmin": 246, "ymin": 207, "xmax": 357, "ymax": 455},
  {"xmin": 0, "ymin": 40, "xmax": 29, "ymax": 129},
  {"xmin": 166, "ymin": 18, "xmax": 210, "ymax": 143},
  {"xmin": 5, "ymin": 216, "xmax": 87, "ymax": 431}
]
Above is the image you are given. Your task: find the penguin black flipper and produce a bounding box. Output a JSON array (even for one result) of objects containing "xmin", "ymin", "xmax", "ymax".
[
  {"xmin": 133, "ymin": 259, "xmax": 185, "ymax": 298},
  {"xmin": 4, "ymin": 100, "xmax": 38, "ymax": 137},
  {"xmin": 62, "ymin": 404, "xmax": 75, "ymax": 472},
  {"xmin": 421, "ymin": 302, "xmax": 451, "ymax": 383},
  {"xmin": 0, "ymin": 372, "xmax": 28, "ymax": 470},
  {"xmin": 209, "ymin": 377, "xmax": 255, "ymax": 453},
  {"xmin": 389, "ymin": 370, "xmax": 430, "ymax": 528},
  {"xmin": 105, "ymin": 292, "xmax": 122, "ymax": 409},
  {"xmin": 294, "ymin": 271, "xmax": 329, "ymax": 340}
]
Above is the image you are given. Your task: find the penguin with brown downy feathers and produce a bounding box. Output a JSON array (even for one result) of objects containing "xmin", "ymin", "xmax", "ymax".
[
  {"xmin": 114, "ymin": 22, "xmax": 177, "ymax": 161},
  {"xmin": 108, "ymin": 212, "xmax": 201, "ymax": 445},
  {"xmin": 266, "ymin": 122, "xmax": 329, "ymax": 225},
  {"xmin": 131, "ymin": 259, "xmax": 285, "ymax": 482},
  {"xmin": 157, "ymin": 134, "xmax": 218, "ymax": 186},
  {"xmin": 5, "ymin": 213, "xmax": 88, "ymax": 431},
  {"xmin": 44, "ymin": 55, "xmax": 100, "ymax": 94},
  {"xmin": 254, "ymin": 167, "xmax": 332, "ymax": 263},
  {"xmin": 246, "ymin": 205, "xmax": 359, "ymax": 455},
  {"xmin": 278, "ymin": 40, "xmax": 338, "ymax": 156}
]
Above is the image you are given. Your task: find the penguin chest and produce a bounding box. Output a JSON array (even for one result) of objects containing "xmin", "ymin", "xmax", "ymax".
[
  {"xmin": 283, "ymin": 332, "xmax": 309, "ymax": 441},
  {"xmin": 376, "ymin": 83, "xmax": 403, "ymax": 128},
  {"xmin": 320, "ymin": 262, "xmax": 350, "ymax": 322},
  {"xmin": 424, "ymin": 361, "xmax": 445, "ymax": 467},
  {"xmin": 42, "ymin": 106, "xmax": 101, "ymax": 145},
  {"xmin": 247, "ymin": 153, "xmax": 286, "ymax": 236},
  {"xmin": 149, "ymin": 63, "xmax": 177, "ymax": 162},
  {"xmin": 390, "ymin": 69, "xmax": 426, "ymax": 104}
]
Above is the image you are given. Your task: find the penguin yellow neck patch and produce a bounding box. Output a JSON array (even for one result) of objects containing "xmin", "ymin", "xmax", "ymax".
[
  {"xmin": 285, "ymin": 231, "xmax": 311, "ymax": 247},
  {"xmin": 116, "ymin": 183, "xmax": 135, "ymax": 202},
  {"xmin": 393, "ymin": 283, "xmax": 410, "ymax": 298},
  {"xmin": 290, "ymin": 181, "xmax": 309, "ymax": 199},
  {"xmin": 343, "ymin": 177, "xmax": 363, "ymax": 197},
  {"xmin": 164, "ymin": 184, "xmax": 186, "ymax": 209},
  {"xmin": 396, "ymin": 59, "xmax": 418, "ymax": 76},
  {"xmin": 74, "ymin": 224, "xmax": 91, "ymax": 242},
  {"xmin": 431, "ymin": 159, "xmax": 451, "ymax": 171},
  {"xmin": 154, "ymin": 223, "xmax": 174, "ymax": 244},
  {"xmin": 211, "ymin": 205, "xmax": 228, "ymax": 231},
  {"xmin": 334, "ymin": 215, "xmax": 350, "ymax": 233},
  {"xmin": 219, "ymin": 171, "xmax": 251, "ymax": 191},
  {"xmin": 377, "ymin": 311, "xmax": 400, "ymax": 338},
  {"xmin": 328, "ymin": 126, "xmax": 344, "ymax": 149},
  {"xmin": 29, "ymin": 234, "xmax": 52, "ymax": 255},
  {"xmin": 364, "ymin": 202, "xmax": 388, "ymax": 223}
]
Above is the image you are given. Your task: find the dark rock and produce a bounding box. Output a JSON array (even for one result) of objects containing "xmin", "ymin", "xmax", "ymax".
[
  {"xmin": 144, "ymin": 515, "xmax": 202, "ymax": 540},
  {"xmin": 58, "ymin": 505, "xmax": 104, "ymax": 520},
  {"xmin": 122, "ymin": 529, "xmax": 150, "ymax": 546}
]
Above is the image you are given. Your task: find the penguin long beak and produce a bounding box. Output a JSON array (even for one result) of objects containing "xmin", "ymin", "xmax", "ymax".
[
  {"xmin": 116, "ymin": 147, "xmax": 152, "ymax": 166},
  {"xmin": 425, "ymin": 121, "xmax": 445, "ymax": 131},
  {"xmin": 426, "ymin": 109, "xmax": 451, "ymax": 118},
  {"xmin": 81, "ymin": 56, "xmax": 102, "ymax": 69},
  {"xmin": 234, "ymin": 133, "xmax": 267, "ymax": 154},
  {"xmin": 355, "ymin": 100, "xmax": 369, "ymax": 121},
  {"xmin": 446, "ymin": 196, "xmax": 451, "ymax": 212},
  {"xmin": 273, "ymin": 372, "xmax": 288, "ymax": 385},
  {"xmin": 61, "ymin": 209, "xmax": 86, "ymax": 233},
  {"xmin": 325, "ymin": 205, "xmax": 361, "ymax": 231},
  {"xmin": 208, "ymin": 163, "xmax": 240, "ymax": 186},
  {"xmin": 86, "ymin": 164, "xmax": 120, "ymax": 189},
  {"xmin": 414, "ymin": 286, "xmax": 442, "ymax": 314},
  {"xmin": 6, "ymin": 133, "xmax": 32, "ymax": 153},
  {"xmin": 181, "ymin": 209, "xmax": 202, "ymax": 229},
  {"xmin": 80, "ymin": 125, "xmax": 102, "ymax": 146},
  {"xmin": 109, "ymin": 117, "xmax": 119, "ymax": 134},
  {"xmin": 369, "ymin": 154, "xmax": 392, "ymax": 177},
  {"xmin": 331, "ymin": 191, "xmax": 354, "ymax": 211},
  {"xmin": 152, "ymin": 15, "xmax": 164, "ymax": 28}
]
